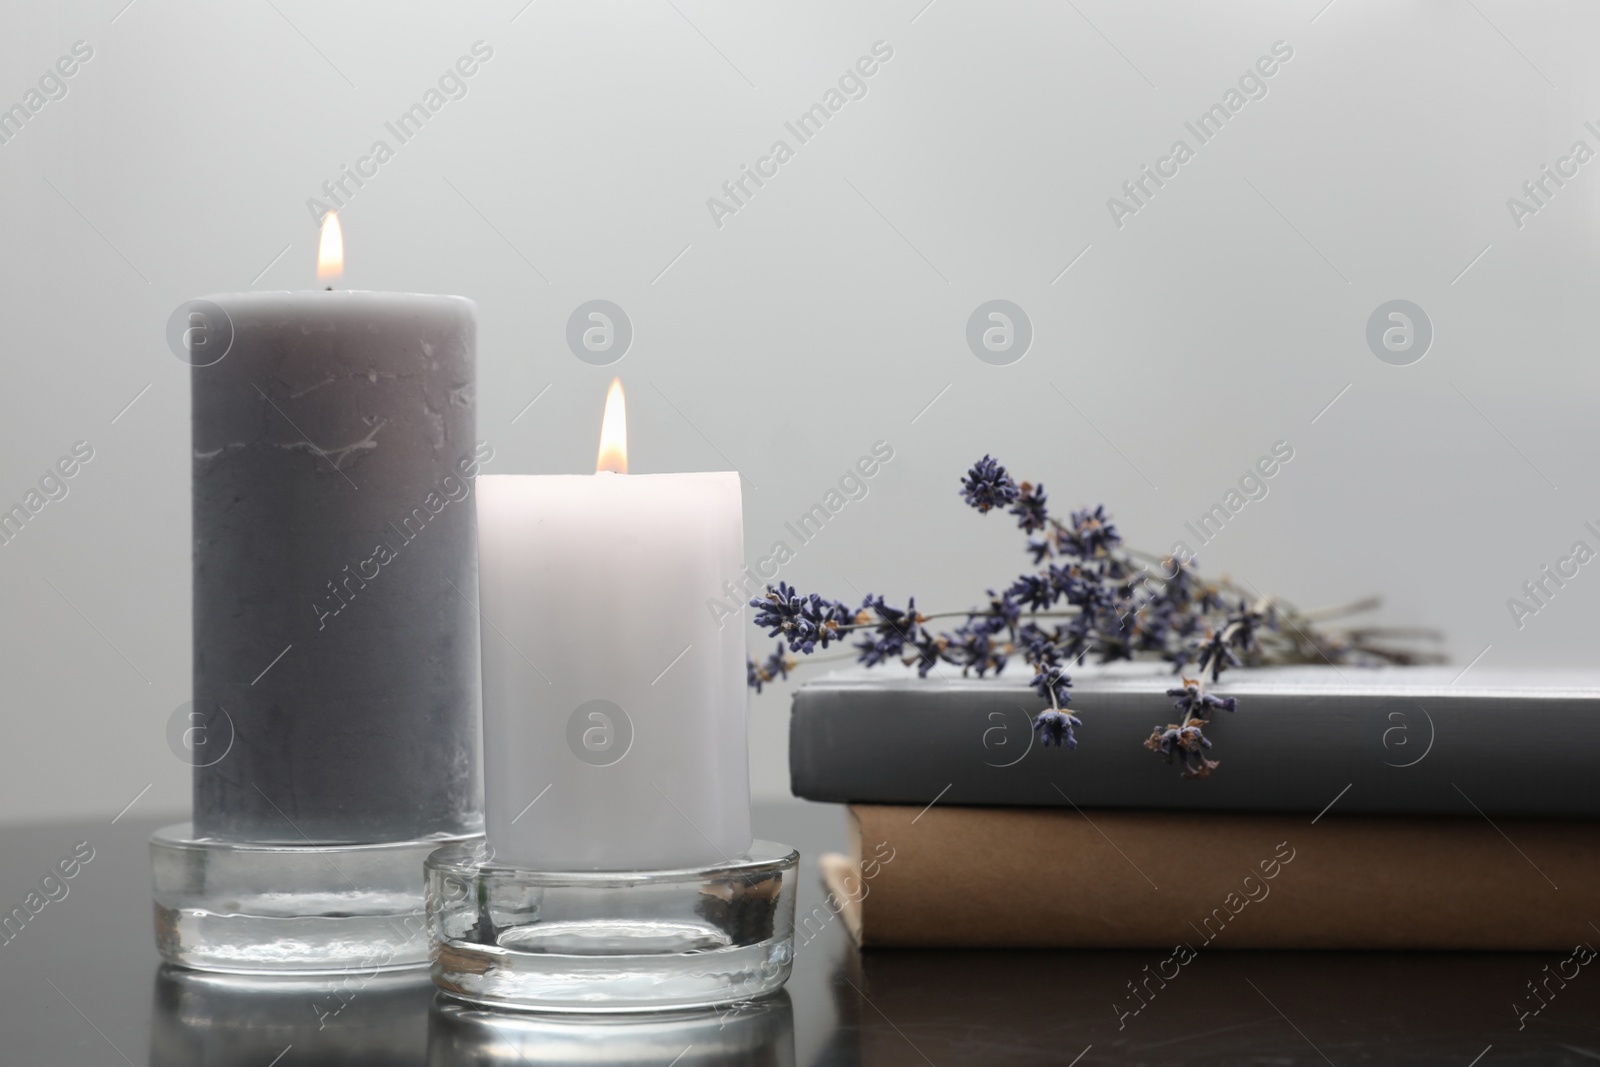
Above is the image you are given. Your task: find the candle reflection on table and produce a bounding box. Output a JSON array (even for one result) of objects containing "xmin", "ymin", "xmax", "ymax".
[
  {"xmin": 426, "ymin": 992, "xmax": 795, "ymax": 1067},
  {"xmin": 149, "ymin": 965, "xmax": 433, "ymax": 1067}
]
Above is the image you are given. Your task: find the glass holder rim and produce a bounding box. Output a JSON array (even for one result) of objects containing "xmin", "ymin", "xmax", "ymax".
[
  {"xmin": 152, "ymin": 820, "xmax": 483, "ymax": 854},
  {"xmin": 425, "ymin": 837, "xmax": 798, "ymax": 882}
]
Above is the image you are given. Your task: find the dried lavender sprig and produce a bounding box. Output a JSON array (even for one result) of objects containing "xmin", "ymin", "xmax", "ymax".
[{"xmin": 747, "ymin": 455, "xmax": 1443, "ymax": 777}]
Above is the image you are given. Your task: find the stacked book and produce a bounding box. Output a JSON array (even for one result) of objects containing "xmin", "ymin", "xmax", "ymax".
[{"xmin": 795, "ymin": 665, "xmax": 1600, "ymax": 949}]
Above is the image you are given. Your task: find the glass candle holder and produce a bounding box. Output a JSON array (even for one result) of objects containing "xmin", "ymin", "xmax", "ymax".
[{"xmin": 425, "ymin": 838, "xmax": 798, "ymax": 1012}]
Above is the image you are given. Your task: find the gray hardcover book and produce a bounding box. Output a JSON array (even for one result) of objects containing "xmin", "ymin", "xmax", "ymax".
[{"xmin": 788, "ymin": 665, "xmax": 1600, "ymax": 817}]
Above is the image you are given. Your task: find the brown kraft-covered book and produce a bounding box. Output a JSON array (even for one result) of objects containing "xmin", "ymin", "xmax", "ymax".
[{"xmin": 818, "ymin": 804, "xmax": 1600, "ymax": 950}]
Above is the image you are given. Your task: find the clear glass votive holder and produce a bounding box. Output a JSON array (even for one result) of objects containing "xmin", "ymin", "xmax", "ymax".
[
  {"xmin": 423, "ymin": 839, "xmax": 799, "ymax": 1013},
  {"xmin": 151, "ymin": 823, "xmax": 483, "ymax": 975}
]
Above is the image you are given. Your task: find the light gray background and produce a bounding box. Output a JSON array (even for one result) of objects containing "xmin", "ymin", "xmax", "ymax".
[{"xmin": 1, "ymin": 0, "xmax": 1594, "ymax": 824}]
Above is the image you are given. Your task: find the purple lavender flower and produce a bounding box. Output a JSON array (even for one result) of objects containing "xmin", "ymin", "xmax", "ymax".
[
  {"xmin": 988, "ymin": 591, "xmax": 1022, "ymax": 631},
  {"xmin": 1059, "ymin": 505, "xmax": 1121, "ymax": 557},
  {"xmin": 853, "ymin": 595, "xmax": 922, "ymax": 667},
  {"xmin": 1092, "ymin": 625, "xmax": 1137, "ymax": 665},
  {"xmin": 1009, "ymin": 481, "xmax": 1049, "ymax": 532},
  {"xmin": 1029, "ymin": 663, "xmax": 1072, "ymax": 708},
  {"xmin": 1050, "ymin": 562, "xmax": 1107, "ymax": 609},
  {"xmin": 1166, "ymin": 678, "xmax": 1238, "ymax": 718},
  {"xmin": 951, "ymin": 613, "xmax": 1009, "ymax": 676},
  {"xmin": 750, "ymin": 582, "xmax": 853, "ymax": 654},
  {"xmin": 909, "ymin": 632, "xmax": 948, "ymax": 677},
  {"xmin": 1007, "ymin": 573, "xmax": 1053, "ymax": 612},
  {"xmin": 1015, "ymin": 622, "xmax": 1059, "ymax": 663},
  {"xmin": 1156, "ymin": 554, "xmax": 1202, "ymax": 603},
  {"xmin": 746, "ymin": 642, "xmax": 792, "ymax": 693},
  {"xmin": 1144, "ymin": 719, "xmax": 1219, "ymax": 778},
  {"xmin": 1034, "ymin": 709, "xmax": 1082, "ymax": 749},
  {"xmin": 1194, "ymin": 629, "xmax": 1241, "ymax": 682},
  {"xmin": 961, "ymin": 455, "xmax": 1019, "ymax": 513},
  {"xmin": 1052, "ymin": 613, "xmax": 1095, "ymax": 665},
  {"xmin": 1225, "ymin": 599, "xmax": 1272, "ymax": 660}
]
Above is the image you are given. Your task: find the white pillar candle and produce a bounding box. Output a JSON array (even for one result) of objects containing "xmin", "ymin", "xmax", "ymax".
[{"xmin": 476, "ymin": 381, "xmax": 752, "ymax": 870}]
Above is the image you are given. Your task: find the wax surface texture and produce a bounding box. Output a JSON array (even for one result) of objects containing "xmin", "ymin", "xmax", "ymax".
[{"xmin": 192, "ymin": 291, "xmax": 482, "ymax": 843}]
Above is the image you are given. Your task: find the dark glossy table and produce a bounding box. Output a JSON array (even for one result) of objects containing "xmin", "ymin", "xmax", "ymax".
[{"xmin": 3, "ymin": 802, "xmax": 1598, "ymax": 1066}]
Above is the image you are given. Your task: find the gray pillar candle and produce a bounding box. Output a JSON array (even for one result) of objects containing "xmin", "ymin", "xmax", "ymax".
[{"xmin": 190, "ymin": 290, "xmax": 483, "ymax": 843}]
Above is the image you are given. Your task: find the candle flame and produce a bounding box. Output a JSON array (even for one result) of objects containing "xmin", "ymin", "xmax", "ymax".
[
  {"xmin": 317, "ymin": 211, "xmax": 344, "ymax": 282},
  {"xmin": 596, "ymin": 378, "xmax": 627, "ymax": 474}
]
